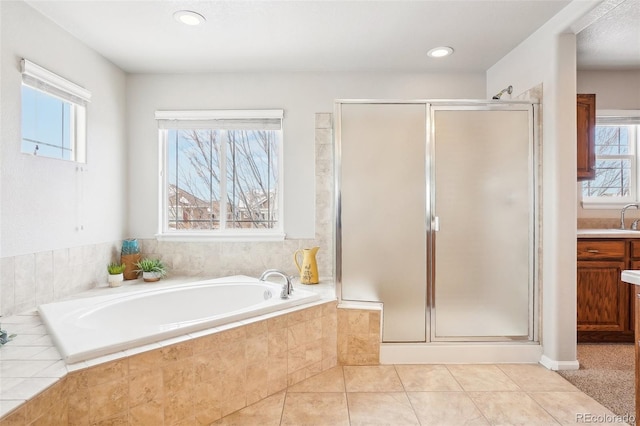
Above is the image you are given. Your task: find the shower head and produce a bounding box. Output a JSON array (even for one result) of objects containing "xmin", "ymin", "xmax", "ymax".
[{"xmin": 492, "ymin": 85, "xmax": 513, "ymax": 100}]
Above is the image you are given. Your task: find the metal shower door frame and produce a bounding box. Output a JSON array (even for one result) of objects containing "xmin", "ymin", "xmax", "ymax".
[
  {"xmin": 426, "ymin": 101, "xmax": 539, "ymax": 343},
  {"xmin": 334, "ymin": 99, "xmax": 540, "ymax": 344}
]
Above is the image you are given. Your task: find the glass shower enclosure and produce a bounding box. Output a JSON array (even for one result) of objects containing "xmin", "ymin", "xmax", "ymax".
[{"xmin": 335, "ymin": 100, "xmax": 538, "ymax": 343}]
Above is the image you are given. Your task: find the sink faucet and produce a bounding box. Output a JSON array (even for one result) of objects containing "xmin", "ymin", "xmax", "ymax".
[
  {"xmin": 620, "ymin": 203, "xmax": 639, "ymax": 229},
  {"xmin": 259, "ymin": 269, "xmax": 294, "ymax": 299}
]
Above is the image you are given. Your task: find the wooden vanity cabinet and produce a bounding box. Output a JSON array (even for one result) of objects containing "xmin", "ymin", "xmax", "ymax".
[
  {"xmin": 577, "ymin": 94, "xmax": 596, "ymax": 181},
  {"xmin": 577, "ymin": 239, "xmax": 633, "ymax": 342}
]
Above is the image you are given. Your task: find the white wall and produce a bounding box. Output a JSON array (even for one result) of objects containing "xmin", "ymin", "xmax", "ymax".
[
  {"xmin": 487, "ymin": 0, "xmax": 601, "ymax": 369},
  {"xmin": 577, "ymin": 70, "xmax": 640, "ymax": 220},
  {"xmin": 578, "ymin": 70, "xmax": 640, "ymax": 110},
  {"xmin": 0, "ymin": 1, "xmax": 128, "ymax": 258},
  {"xmin": 127, "ymin": 72, "xmax": 485, "ymax": 239},
  {"xmin": 0, "ymin": 1, "xmax": 128, "ymax": 315}
]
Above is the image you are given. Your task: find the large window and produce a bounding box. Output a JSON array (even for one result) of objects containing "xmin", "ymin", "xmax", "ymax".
[
  {"xmin": 156, "ymin": 110, "xmax": 283, "ymax": 239},
  {"xmin": 582, "ymin": 112, "xmax": 640, "ymax": 207},
  {"xmin": 20, "ymin": 59, "xmax": 90, "ymax": 162}
]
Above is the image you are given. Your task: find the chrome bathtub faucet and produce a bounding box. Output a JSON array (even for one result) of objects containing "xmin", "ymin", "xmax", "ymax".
[{"xmin": 259, "ymin": 269, "xmax": 294, "ymax": 299}]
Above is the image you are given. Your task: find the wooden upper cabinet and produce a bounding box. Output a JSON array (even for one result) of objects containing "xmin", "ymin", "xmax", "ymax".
[{"xmin": 577, "ymin": 94, "xmax": 596, "ymax": 181}]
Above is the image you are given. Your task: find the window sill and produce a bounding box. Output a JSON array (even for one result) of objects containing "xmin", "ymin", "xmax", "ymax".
[{"xmin": 155, "ymin": 232, "xmax": 286, "ymax": 243}]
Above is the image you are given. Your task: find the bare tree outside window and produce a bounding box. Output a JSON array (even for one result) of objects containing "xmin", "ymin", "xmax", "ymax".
[
  {"xmin": 167, "ymin": 128, "xmax": 279, "ymax": 231},
  {"xmin": 582, "ymin": 125, "xmax": 632, "ymax": 198}
]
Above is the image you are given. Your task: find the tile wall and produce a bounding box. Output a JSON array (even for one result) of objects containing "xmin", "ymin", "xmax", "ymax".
[
  {"xmin": 577, "ymin": 218, "xmax": 621, "ymax": 229},
  {"xmin": 0, "ymin": 242, "xmax": 121, "ymax": 316},
  {"xmin": 337, "ymin": 308, "xmax": 381, "ymax": 365},
  {"xmin": 0, "ymin": 112, "xmax": 336, "ymax": 317}
]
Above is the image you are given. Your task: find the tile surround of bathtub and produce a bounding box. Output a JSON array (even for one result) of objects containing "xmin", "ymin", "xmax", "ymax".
[
  {"xmin": 0, "ymin": 241, "xmax": 121, "ymax": 316},
  {"xmin": 0, "ymin": 300, "xmax": 338, "ymax": 425}
]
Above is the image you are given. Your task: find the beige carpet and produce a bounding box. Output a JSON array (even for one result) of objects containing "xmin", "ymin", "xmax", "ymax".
[{"xmin": 557, "ymin": 344, "xmax": 635, "ymax": 424}]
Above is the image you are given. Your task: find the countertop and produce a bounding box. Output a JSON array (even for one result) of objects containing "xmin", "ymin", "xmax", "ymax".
[
  {"xmin": 622, "ymin": 270, "xmax": 640, "ymax": 286},
  {"xmin": 578, "ymin": 229, "xmax": 640, "ymax": 239}
]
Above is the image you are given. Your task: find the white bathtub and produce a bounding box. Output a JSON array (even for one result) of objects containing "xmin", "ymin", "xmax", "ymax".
[{"xmin": 38, "ymin": 275, "xmax": 322, "ymax": 364}]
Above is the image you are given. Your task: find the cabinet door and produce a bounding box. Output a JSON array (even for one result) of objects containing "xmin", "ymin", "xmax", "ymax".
[
  {"xmin": 577, "ymin": 260, "xmax": 629, "ymax": 331},
  {"xmin": 577, "ymin": 94, "xmax": 596, "ymax": 181}
]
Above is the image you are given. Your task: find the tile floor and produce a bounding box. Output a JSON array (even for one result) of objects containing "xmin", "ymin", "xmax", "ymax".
[{"xmin": 212, "ymin": 364, "xmax": 629, "ymax": 426}]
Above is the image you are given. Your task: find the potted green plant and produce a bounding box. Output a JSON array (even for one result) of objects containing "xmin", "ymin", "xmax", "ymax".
[
  {"xmin": 135, "ymin": 258, "xmax": 167, "ymax": 282},
  {"xmin": 107, "ymin": 263, "xmax": 126, "ymax": 287}
]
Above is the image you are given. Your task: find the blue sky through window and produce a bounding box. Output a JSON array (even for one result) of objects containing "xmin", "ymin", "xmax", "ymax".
[{"xmin": 21, "ymin": 85, "xmax": 72, "ymax": 160}]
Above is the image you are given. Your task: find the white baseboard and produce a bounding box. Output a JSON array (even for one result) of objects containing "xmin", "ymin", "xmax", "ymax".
[
  {"xmin": 539, "ymin": 354, "xmax": 580, "ymax": 371},
  {"xmin": 380, "ymin": 342, "xmax": 543, "ymax": 364}
]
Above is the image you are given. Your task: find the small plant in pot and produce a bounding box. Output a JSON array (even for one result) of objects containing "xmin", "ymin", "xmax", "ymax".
[
  {"xmin": 135, "ymin": 258, "xmax": 167, "ymax": 282},
  {"xmin": 107, "ymin": 263, "xmax": 126, "ymax": 287}
]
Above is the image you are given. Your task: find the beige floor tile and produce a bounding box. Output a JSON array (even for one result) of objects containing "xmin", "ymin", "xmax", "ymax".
[
  {"xmin": 497, "ymin": 364, "xmax": 579, "ymax": 392},
  {"xmin": 347, "ymin": 392, "xmax": 420, "ymax": 425},
  {"xmin": 395, "ymin": 364, "xmax": 463, "ymax": 391},
  {"xmin": 287, "ymin": 366, "xmax": 345, "ymax": 392},
  {"xmin": 343, "ymin": 365, "xmax": 404, "ymax": 392},
  {"xmin": 446, "ymin": 364, "xmax": 521, "ymax": 391},
  {"xmin": 468, "ymin": 391, "xmax": 561, "ymax": 425},
  {"xmin": 211, "ymin": 391, "xmax": 285, "ymax": 426},
  {"xmin": 529, "ymin": 391, "xmax": 627, "ymax": 425},
  {"xmin": 281, "ymin": 392, "xmax": 349, "ymax": 426},
  {"xmin": 407, "ymin": 391, "xmax": 489, "ymax": 425}
]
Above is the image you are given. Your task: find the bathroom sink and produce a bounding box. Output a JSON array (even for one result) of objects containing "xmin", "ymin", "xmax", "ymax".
[{"xmin": 577, "ymin": 229, "xmax": 640, "ymax": 238}]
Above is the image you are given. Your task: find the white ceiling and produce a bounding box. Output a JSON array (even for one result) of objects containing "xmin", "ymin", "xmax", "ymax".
[
  {"xmin": 24, "ymin": 0, "xmax": 638, "ymax": 74},
  {"xmin": 576, "ymin": 0, "xmax": 640, "ymax": 70}
]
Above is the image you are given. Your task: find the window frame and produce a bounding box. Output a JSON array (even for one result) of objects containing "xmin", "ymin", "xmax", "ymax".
[
  {"xmin": 581, "ymin": 110, "xmax": 640, "ymax": 209},
  {"xmin": 155, "ymin": 109, "xmax": 285, "ymax": 241},
  {"xmin": 20, "ymin": 59, "xmax": 90, "ymax": 163}
]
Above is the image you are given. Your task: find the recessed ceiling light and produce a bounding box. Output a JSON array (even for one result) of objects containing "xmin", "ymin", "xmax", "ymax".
[
  {"xmin": 174, "ymin": 10, "xmax": 206, "ymax": 26},
  {"xmin": 427, "ymin": 46, "xmax": 454, "ymax": 58}
]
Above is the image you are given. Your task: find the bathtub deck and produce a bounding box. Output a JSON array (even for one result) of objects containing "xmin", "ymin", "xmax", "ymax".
[{"xmin": 0, "ymin": 277, "xmax": 335, "ymax": 419}]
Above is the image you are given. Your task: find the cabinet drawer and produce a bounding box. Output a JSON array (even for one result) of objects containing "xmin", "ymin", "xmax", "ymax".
[{"xmin": 577, "ymin": 240, "xmax": 626, "ymax": 260}]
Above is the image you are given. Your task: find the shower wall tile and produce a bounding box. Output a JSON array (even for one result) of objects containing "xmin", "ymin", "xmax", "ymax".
[{"xmin": 315, "ymin": 113, "xmax": 332, "ymax": 129}]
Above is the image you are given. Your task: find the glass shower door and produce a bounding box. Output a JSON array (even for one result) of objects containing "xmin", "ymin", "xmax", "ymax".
[{"xmin": 431, "ymin": 106, "xmax": 534, "ymax": 340}]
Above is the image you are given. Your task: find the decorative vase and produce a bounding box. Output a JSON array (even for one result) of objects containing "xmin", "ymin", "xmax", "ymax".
[
  {"xmin": 142, "ymin": 271, "xmax": 161, "ymax": 282},
  {"xmin": 121, "ymin": 239, "xmax": 141, "ymax": 280},
  {"xmin": 293, "ymin": 247, "xmax": 320, "ymax": 284},
  {"xmin": 108, "ymin": 273, "xmax": 124, "ymax": 288}
]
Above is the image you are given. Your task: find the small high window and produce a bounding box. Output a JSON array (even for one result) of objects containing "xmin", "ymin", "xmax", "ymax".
[
  {"xmin": 20, "ymin": 59, "xmax": 90, "ymax": 162},
  {"xmin": 156, "ymin": 110, "xmax": 284, "ymax": 240}
]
